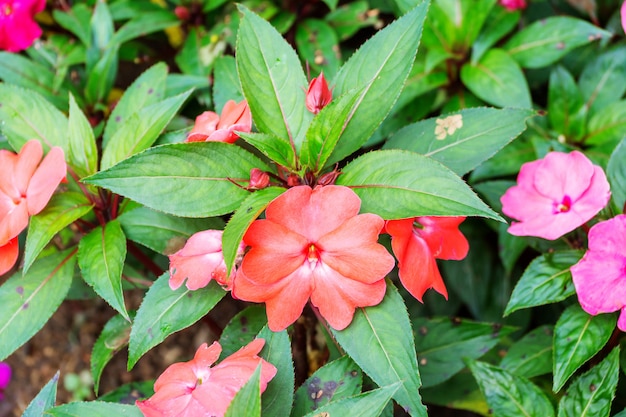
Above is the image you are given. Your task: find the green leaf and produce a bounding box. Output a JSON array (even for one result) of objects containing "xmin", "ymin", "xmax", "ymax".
[
  {"xmin": 504, "ymin": 17, "xmax": 611, "ymax": 69},
  {"xmin": 84, "ymin": 142, "xmax": 271, "ymax": 218},
  {"xmin": 45, "ymin": 402, "xmax": 143, "ymax": 417},
  {"xmin": 292, "ymin": 356, "xmax": 362, "ymax": 416},
  {"xmin": 472, "ymin": 7, "xmax": 520, "ymax": 64},
  {"xmin": 101, "ymin": 89, "xmax": 193, "ymax": 169},
  {"xmin": 0, "ymin": 249, "xmax": 76, "ymax": 361},
  {"xmin": 328, "ymin": 1, "xmax": 429, "ymax": 164},
  {"xmin": 118, "ymin": 206, "xmax": 224, "ymax": 255},
  {"xmin": 337, "ymin": 150, "xmax": 502, "ymax": 221},
  {"xmin": 23, "ymin": 192, "xmax": 93, "ymax": 273},
  {"xmin": 85, "ymin": 44, "xmax": 119, "ymax": 106},
  {"xmin": 237, "ymin": 132, "xmax": 296, "ymax": 169},
  {"xmin": 68, "ymin": 93, "xmax": 98, "ymax": 178},
  {"xmin": 461, "ymin": 49, "xmax": 531, "ymax": 108},
  {"xmin": 585, "ymin": 100, "xmax": 626, "ymax": 146},
  {"xmin": 23, "ymin": 372, "xmax": 59, "ymax": 417},
  {"xmin": 469, "ymin": 138, "xmax": 535, "ymax": 183},
  {"xmin": 236, "ymin": 5, "xmax": 311, "ymax": 151},
  {"xmin": 500, "ymin": 325, "xmax": 553, "ymax": 378},
  {"xmin": 219, "ymin": 305, "xmax": 268, "ymax": 358},
  {"xmin": 557, "ymin": 347, "xmax": 619, "ymax": 417},
  {"xmin": 548, "ymin": 66, "xmax": 586, "ymax": 140},
  {"xmin": 420, "ymin": 372, "xmax": 489, "ymax": 416},
  {"xmin": 103, "ymin": 63, "xmax": 168, "ymax": 148},
  {"xmin": 223, "ymin": 187, "xmax": 285, "ymax": 275},
  {"xmin": 91, "ymin": 313, "xmax": 133, "ymax": 394},
  {"xmin": 213, "ymin": 55, "xmax": 244, "ymax": 113},
  {"xmin": 97, "ymin": 381, "xmax": 154, "ymax": 403},
  {"xmin": 302, "ymin": 384, "xmax": 400, "ymax": 417},
  {"xmin": 414, "ymin": 317, "xmax": 516, "ymax": 388},
  {"xmin": 384, "ymin": 107, "xmax": 534, "ymax": 176},
  {"xmin": 52, "ymin": 4, "xmax": 92, "ymax": 46},
  {"xmin": 0, "ymin": 84, "xmax": 69, "ymax": 153},
  {"xmin": 225, "ymin": 365, "xmax": 262, "ymax": 417},
  {"xmin": 468, "ymin": 359, "xmax": 555, "ymax": 417},
  {"xmin": 579, "ymin": 46, "xmax": 626, "ymax": 117},
  {"xmin": 553, "ymin": 304, "xmax": 617, "ymax": 392},
  {"xmin": 332, "ymin": 281, "xmax": 427, "ymax": 416},
  {"xmin": 607, "ymin": 138, "xmax": 626, "ymax": 212},
  {"xmin": 504, "ymin": 251, "xmax": 584, "ymax": 316},
  {"xmin": 257, "ymin": 327, "xmax": 294, "ymax": 417},
  {"xmin": 128, "ymin": 273, "xmax": 226, "ymax": 369},
  {"xmin": 295, "ymin": 19, "xmax": 341, "ymax": 78},
  {"xmin": 111, "ymin": 10, "xmax": 179, "ymax": 45}
]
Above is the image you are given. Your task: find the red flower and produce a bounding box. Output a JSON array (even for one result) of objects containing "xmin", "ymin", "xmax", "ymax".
[
  {"xmin": 0, "ymin": 0, "xmax": 45, "ymax": 52},
  {"xmin": 385, "ymin": 217, "xmax": 468, "ymax": 301},
  {"xmin": 233, "ymin": 185, "xmax": 395, "ymax": 331},
  {"xmin": 186, "ymin": 100, "xmax": 252, "ymax": 143},
  {"xmin": 305, "ymin": 72, "xmax": 332, "ymax": 114},
  {"xmin": 0, "ymin": 140, "xmax": 66, "ymax": 275},
  {"xmin": 168, "ymin": 230, "xmax": 245, "ymax": 291},
  {"xmin": 248, "ymin": 168, "xmax": 270, "ymax": 190},
  {"xmin": 137, "ymin": 339, "xmax": 277, "ymax": 417}
]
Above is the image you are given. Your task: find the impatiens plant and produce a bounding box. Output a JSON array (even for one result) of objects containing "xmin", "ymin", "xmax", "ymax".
[{"xmin": 1, "ymin": 0, "xmax": 626, "ymax": 416}]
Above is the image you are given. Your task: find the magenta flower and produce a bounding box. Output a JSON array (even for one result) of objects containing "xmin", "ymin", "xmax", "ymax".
[
  {"xmin": 0, "ymin": 362, "xmax": 10, "ymax": 400},
  {"xmin": 622, "ymin": 1, "xmax": 626, "ymax": 35},
  {"xmin": 0, "ymin": 0, "xmax": 46, "ymax": 52},
  {"xmin": 499, "ymin": 0, "xmax": 527, "ymax": 10},
  {"xmin": 501, "ymin": 151, "xmax": 610, "ymax": 240},
  {"xmin": 571, "ymin": 215, "xmax": 626, "ymax": 330}
]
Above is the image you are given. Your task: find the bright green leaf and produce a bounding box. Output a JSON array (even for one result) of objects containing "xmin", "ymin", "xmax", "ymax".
[
  {"xmin": 579, "ymin": 46, "xmax": 626, "ymax": 117},
  {"xmin": 23, "ymin": 372, "xmax": 59, "ymax": 417},
  {"xmin": 111, "ymin": 10, "xmax": 179, "ymax": 45},
  {"xmin": 213, "ymin": 56, "xmax": 244, "ymax": 113},
  {"xmin": 302, "ymin": 384, "xmax": 400, "ymax": 417},
  {"xmin": 585, "ymin": 100, "xmax": 626, "ymax": 147},
  {"xmin": 224, "ymin": 366, "xmax": 262, "ymax": 417},
  {"xmin": 237, "ymin": 132, "xmax": 296, "ymax": 169},
  {"xmin": 68, "ymin": 93, "xmax": 98, "ymax": 177},
  {"xmin": 472, "ymin": 7, "xmax": 520, "ymax": 64},
  {"xmin": 85, "ymin": 44, "xmax": 119, "ymax": 106},
  {"xmin": 257, "ymin": 327, "xmax": 294, "ymax": 417},
  {"xmin": 548, "ymin": 66, "xmax": 586, "ymax": 140},
  {"xmin": 45, "ymin": 402, "xmax": 143, "ymax": 417}
]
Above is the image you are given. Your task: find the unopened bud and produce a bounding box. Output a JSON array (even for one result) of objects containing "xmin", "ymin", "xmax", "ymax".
[
  {"xmin": 174, "ymin": 6, "xmax": 190, "ymax": 20},
  {"xmin": 305, "ymin": 72, "xmax": 332, "ymax": 114},
  {"xmin": 249, "ymin": 168, "xmax": 270, "ymax": 190}
]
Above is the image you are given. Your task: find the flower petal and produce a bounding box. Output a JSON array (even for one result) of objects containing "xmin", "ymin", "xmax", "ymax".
[
  {"xmin": 533, "ymin": 151, "xmax": 594, "ymax": 202},
  {"xmin": 396, "ymin": 232, "xmax": 447, "ymax": 302},
  {"xmin": 26, "ymin": 146, "xmax": 67, "ymax": 215},
  {"xmin": 572, "ymin": 250, "xmax": 626, "ymax": 315},
  {"xmin": 417, "ymin": 216, "xmax": 468, "ymax": 260},
  {"xmin": 586, "ymin": 214, "xmax": 626, "ymax": 253},
  {"xmin": 0, "ymin": 238, "xmax": 19, "ymax": 276}
]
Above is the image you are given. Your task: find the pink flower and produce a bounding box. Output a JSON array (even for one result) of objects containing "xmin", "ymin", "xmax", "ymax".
[
  {"xmin": 0, "ymin": 140, "xmax": 67, "ymax": 275},
  {"xmin": 233, "ymin": 185, "xmax": 395, "ymax": 331},
  {"xmin": 501, "ymin": 151, "xmax": 610, "ymax": 240},
  {"xmin": 168, "ymin": 230, "xmax": 245, "ymax": 291},
  {"xmin": 622, "ymin": 1, "xmax": 626, "ymax": 35},
  {"xmin": 0, "ymin": 362, "xmax": 10, "ymax": 400},
  {"xmin": 0, "ymin": 0, "xmax": 46, "ymax": 52},
  {"xmin": 385, "ymin": 217, "xmax": 468, "ymax": 302},
  {"xmin": 186, "ymin": 100, "xmax": 252, "ymax": 143},
  {"xmin": 136, "ymin": 339, "xmax": 277, "ymax": 417},
  {"xmin": 305, "ymin": 72, "xmax": 332, "ymax": 114},
  {"xmin": 499, "ymin": 0, "xmax": 527, "ymax": 10},
  {"xmin": 572, "ymin": 215, "xmax": 626, "ymax": 330},
  {"xmin": 248, "ymin": 168, "xmax": 270, "ymax": 190}
]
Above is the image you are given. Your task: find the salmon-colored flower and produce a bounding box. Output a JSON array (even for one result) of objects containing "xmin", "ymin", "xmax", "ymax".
[
  {"xmin": 169, "ymin": 230, "xmax": 245, "ymax": 291},
  {"xmin": 385, "ymin": 217, "xmax": 468, "ymax": 301},
  {"xmin": 186, "ymin": 100, "xmax": 252, "ymax": 143},
  {"xmin": 248, "ymin": 168, "xmax": 270, "ymax": 190},
  {"xmin": 0, "ymin": 140, "xmax": 66, "ymax": 275},
  {"xmin": 501, "ymin": 151, "xmax": 610, "ymax": 240},
  {"xmin": 0, "ymin": 0, "xmax": 46, "ymax": 52},
  {"xmin": 137, "ymin": 339, "xmax": 277, "ymax": 417},
  {"xmin": 305, "ymin": 72, "xmax": 332, "ymax": 114},
  {"xmin": 572, "ymin": 215, "xmax": 626, "ymax": 331},
  {"xmin": 233, "ymin": 185, "xmax": 395, "ymax": 331}
]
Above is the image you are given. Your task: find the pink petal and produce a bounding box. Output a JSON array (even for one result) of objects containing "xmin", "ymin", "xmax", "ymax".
[
  {"xmin": 26, "ymin": 146, "xmax": 67, "ymax": 215},
  {"xmin": 619, "ymin": 307, "xmax": 626, "ymax": 332},
  {"xmin": 572, "ymin": 251, "xmax": 626, "ymax": 315},
  {"xmin": 0, "ymin": 197, "xmax": 29, "ymax": 245},
  {"xmin": 0, "ymin": 238, "xmax": 19, "ymax": 276},
  {"xmin": 622, "ymin": 0, "xmax": 626, "ymax": 35},
  {"xmin": 507, "ymin": 209, "xmax": 586, "ymax": 240},
  {"xmin": 186, "ymin": 111, "xmax": 219, "ymax": 142},
  {"xmin": 568, "ymin": 165, "xmax": 611, "ymax": 222},
  {"xmin": 533, "ymin": 152, "xmax": 594, "ymax": 202},
  {"xmin": 501, "ymin": 181, "xmax": 554, "ymax": 222},
  {"xmin": 587, "ymin": 215, "xmax": 626, "ymax": 253},
  {"xmin": 0, "ymin": 150, "xmax": 19, "ymax": 199}
]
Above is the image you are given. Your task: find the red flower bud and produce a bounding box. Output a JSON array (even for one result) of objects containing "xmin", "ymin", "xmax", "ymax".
[
  {"xmin": 305, "ymin": 72, "xmax": 332, "ymax": 114},
  {"xmin": 499, "ymin": 0, "xmax": 526, "ymax": 10},
  {"xmin": 174, "ymin": 6, "xmax": 190, "ymax": 20},
  {"xmin": 249, "ymin": 169, "xmax": 270, "ymax": 190}
]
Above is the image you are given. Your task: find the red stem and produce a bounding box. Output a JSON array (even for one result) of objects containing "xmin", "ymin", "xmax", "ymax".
[{"xmin": 127, "ymin": 240, "xmax": 165, "ymax": 277}]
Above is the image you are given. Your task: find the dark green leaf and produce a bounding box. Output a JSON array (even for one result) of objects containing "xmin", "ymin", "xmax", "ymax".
[
  {"xmin": 500, "ymin": 325, "xmax": 553, "ymax": 378},
  {"xmin": 97, "ymin": 381, "xmax": 154, "ymax": 403},
  {"xmin": 68, "ymin": 93, "xmax": 98, "ymax": 178},
  {"xmin": 85, "ymin": 44, "xmax": 119, "ymax": 106},
  {"xmin": 302, "ymin": 384, "xmax": 400, "ymax": 417},
  {"xmin": 607, "ymin": 138, "xmax": 626, "ymax": 212},
  {"xmin": 91, "ymin": 313, "xmax": 133, "ymax": 394},
  {"xmin": 23, "ymin": 372, "xmax": 59, "ymax": 417},
  {"xmin": 579, "ymin": 46, "xmax": 626, "ymax": 117},
  {"xmin": 420, "ymin": 372, "xmax": 489, "ymax": 416},
  {"xmin": 295, "ymin": 19, "xmax": 341, "ymax": 78},
  {"xmin": 225, "ymin": 366, "xmax": 262, "ymax": 417},
  {"xmin": 111, "ymin": 10, "xmax": 179, "ymax": 45},
  {"xmin": 553, "ymin": 304, "xmax": 617, "ymax": 392},
  {"xmin": 45, "ymin": 402, "xmax": 143, "ymax": 417},
  {"xmin": 548, "ymin": 66, "xmax": 586, "ymax": 140},
  {"xmin": 219, "ymin": 305, "xmax": 267, "ymax": 358},
  {"xmin": 128, "ymin": 274, "xmax": 226, "ymax": 369},
  {"xmin": 0, "ymin": 250, "xmax": 76, "ymax": 361},
  {"xmin": 84, "ymin": 142, "xmax": 271, "ymax": 218},
  {"xmin": 504, "ymin": 251, "xmax": 584, "ymax": 316},
  {"xmin": 586, "ymin": 100, "xmax": 626, "ymax": 146},
  {"xmin": 257, "ymin": 327, "xmax": 294, "ymax": 417},
  {"xmin": 472, "ymin": 7, "xmax": 520, "ymax": 63},
  {"xmin": 469, "ymin": 138, "xmax": 535, "ymax": 183},
  {"xmin": 337, "ymin": 150, "xmax": 502, "ymax": 221},
  {"xmin": 237, "ymin": 132, "xmax": 296, "ymax": 169},
  {"xmin": 332, "ymin": 281, "xmax": 427, "ymax": 416}
]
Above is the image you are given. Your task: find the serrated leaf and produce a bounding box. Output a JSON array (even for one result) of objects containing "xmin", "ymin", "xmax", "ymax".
[
  {"xmin": 236, "ymin": 5, "xmax": 311, "ymax": 151},
  {"xmin": 118, "ymin": 206, "xmax": 224, "ymax": 255},
  {"xmin": 504, "ymin": 17, "xmax": 611, "ymax": 69},
  {"xmin": 128, "ymin": 273, "xmax": 226, "ymax": 369},
  {"xmin": 468, "ymin": 359, "xmax": 555, "ymax": 417},
  {"xmin": 23, "ymin": 192, "xmax": 93, "ymax": 273},
  {"xmin": 225, "ymin": 365, "xmax": 262, "ymax": 417},
  {"xmin": 257, "ymin": 327, "xmax": 294, "ymax": 417},
  {"xmin": 460, "ymin": 49, "xmax": 531, "ymax": 108},
  {"xmin": 414, "ymin": 317, "xmax": 516, "ymax": 388},
  {"xmin": 331, "ymin": 281, "xmax": 427, "ymax": 416},
  {"xmin": 504, "ymin": 251, "xmax": 584, "ymax": 316},
  {"xmin": 292, "ymin": 356, "xmax": 362, "ymax": 417},
  {"xmin": 336, "ymin": 150, "xmax": 502, "ymax": 221},
  {"xmin": 84, "ymin": 142, "xmax": 271, "ymax": 218},
  {"xmin": 91, "ymin": 313, "xmax": 133, "ymax": 394},
  {"xmin": 213, "ymin": 55, "xmax": 244, "ymax": 112},
  {"xmin": 68, "ymin": 93, "xmax": 98, "ymax": 178},
  {"xmin": 219, "ymin": 305, "xmax": 267, "ymax": 358},
  {"xmin": 237, "ymin": 132, "xmax": 296, "ymax": 169},
  {"xmin": 223, "ymin": 187, "xmax": 284, "ymax": 275},
  {"xmin": 328, "ymin": 2, "xmax": 428, "ymax": 164},
  {"xmin": 557, "ymin": 347, "xmax": 619, "ymax": 417},
  {"xmin": 78, "ymin": 221, "xmax": 129, "ymax": 320},
  {"xmin": 384, "ymin": 107, "xmax": 534, "ymax": 176},
  {"xmin": 302, "ymin": 384, "xmax": 400, "ymax": 417},
  {"xmin": 0, "ymin": 250, "xmax": 76, "ymax": 361},
  {"xmin": 553, "ymin": 304, "xmax": 617, "ymax": 392},
  {"xmin": 44, "ymin": 402, "xmax": 143, "ymax": 417},
  {"xmin": 101, "ymin": 89, "xmax": 193, "ymax": 169},
  {"xmin": 501, "ymin": 325, "xmax": 553, "ymax": 378},
  {"xmin": 22, "ymin": 372, "xmax": 59, "ymax": 417},
  {"xmin": 607, "ymin": 138, "xmax": 626, "ymax": 212}
]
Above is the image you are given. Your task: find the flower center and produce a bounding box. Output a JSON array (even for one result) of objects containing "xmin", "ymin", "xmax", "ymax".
[
  {"xmin": 306, "ymin": 244, "xmax": 321, "ymax": 270},
  {"xmin": 2, "ymin": 3, "xmax": 12, "ymax": 16},
  {"xmin": 554, "ymin": 195, "xmax": 572, "ymax": 213}
]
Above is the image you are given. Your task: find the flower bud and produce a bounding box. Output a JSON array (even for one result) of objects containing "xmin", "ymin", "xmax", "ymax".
[
  {"xmin": 249, "ymin": 168, "xmax": 270, "ymax": 190},
  {"xmin": 305, "ymin": 72, "xmax": 332, "ymax": 114}
]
